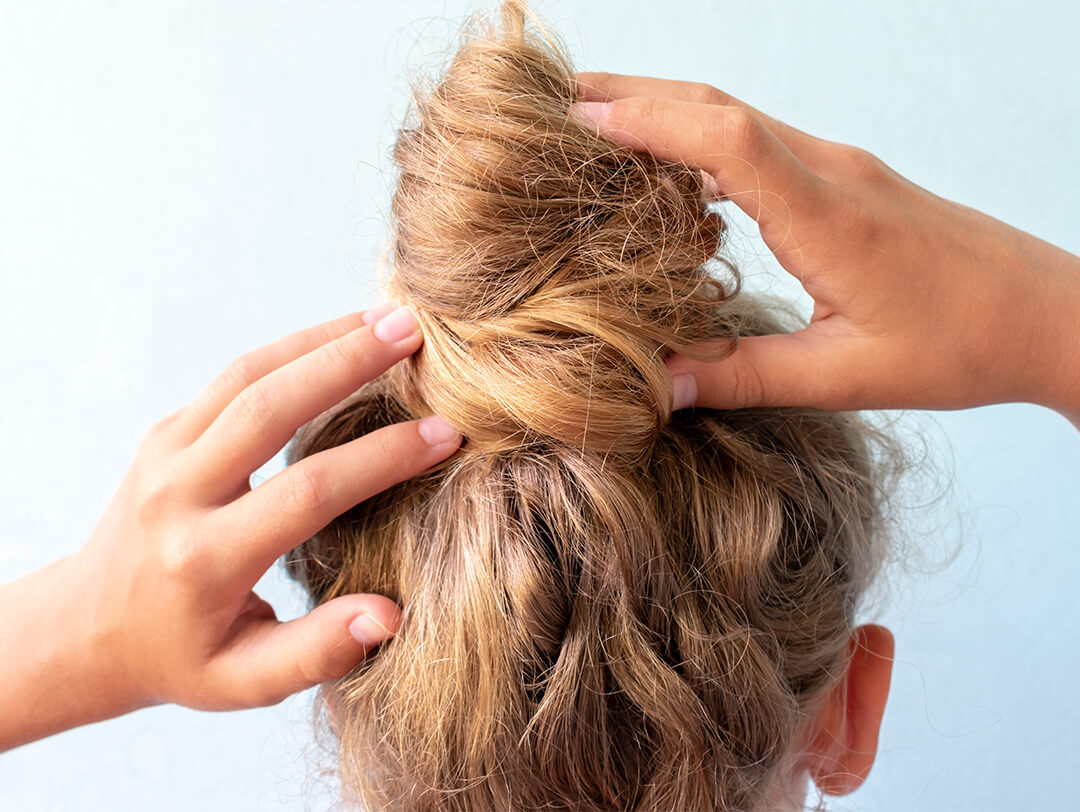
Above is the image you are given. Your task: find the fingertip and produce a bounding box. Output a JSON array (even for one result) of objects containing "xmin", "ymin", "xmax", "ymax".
[
  {"xmin": 573, "ymin": 72, "xmax": 611, "ymax": 101},
  {"xmin": 568, "ymin": 100, "xmax": 612, "ymax": 129},
  {"xmin": 348, "ymin": 597, "xmax": 402, "ymax": 649},
  {"xmin": 230, "ymin": 592, "xmax": 405, "ymax": 702},
  {"xmin": 372, "ymin": 304, "xmax": 421, "ymax": 344},
  {"xmin": 664, "ymin": 352, "xmax": 734, "ymax": 411},
  {"xmin": 671, "ymin": 373, "xmax": 698, "ymax": 411},
  {"xmin": 418, "ymin": 414, "xmax": 464, "ymax": 448},
  {"xmin": 699, "ymin": 169, "xmax": 721, "ymax": 202},
  {"xmin": 361, "ymin": 300, "xmax": 398, "ymax": 325},
  {"xmin": 664, "ymin": 352, "xmax": 702, "ymax": 378}
]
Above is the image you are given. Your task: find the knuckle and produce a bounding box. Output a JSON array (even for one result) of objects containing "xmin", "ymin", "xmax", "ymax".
[
  {"xmin": 283, "ymin": 464, "xmax": 333, "ymax": 516},
  {"xmin": 687, "ymin": 81, "xmax": 729, "ymax": 106},
  {"xmin": 139, "ymin": 407, "xmax": 187, "ymax": 450},
  {"xmin": 621, "ymin": 96, "xmax": 655, "ymax": 129},
  {"xmin": 214, "ymin": 668, "xmax": 282, "ymax": 710},
  {"xmin": 583, "ymin": 71, "xmax": 612, "ymax": 91},
  {"xmin": 719, "ymin": 106, "xmax": 758, "ymax": 153},
  {"xmin": 139, "ymin": 417, "xmax": 170, "ymax": 448},
  {"xmin": 728, "ymin": 357, "xmax": 766, "ymax": 409},
  {"xmin": 839, "ymin": 144, "xmax": 885, "ymax": 180},
  {"xmin": 158, "ymin": 532, "xmax": 206, "ymax": 582},
  {"xmin": 364, "ymin": 423, "xmax": 410, "ymax": 467},
  {"xmin": 323, "ymin": 331, "xmax": 365, "ymax": 371},
  {"xmin": 252, "ymin": 685, "xmax": 288, "ymax": 708},
  {"xmin": 148, "ymin": 413, "xmax": 174, "ymax": 435},
  {"xmin": 232, "ymin": 383, "xmax": 276, "ymax": 431},
  {"xmin": 220, "ymin": 354, "xmax": 259, "ymax": 392},
  {"xmin": 134, "ymin": 477, "xmax": 177, "ymax": 527},
  {"xmin": 297, "ymin": 637, "xmax": 336, "ymax": 687}
]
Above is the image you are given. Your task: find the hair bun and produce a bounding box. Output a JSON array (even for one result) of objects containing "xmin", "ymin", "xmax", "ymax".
[{"xmin": 386, "ymin": 2, "xmax": 736, "ymax": 459}]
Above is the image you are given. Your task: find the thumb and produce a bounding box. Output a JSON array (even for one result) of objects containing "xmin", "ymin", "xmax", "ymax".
[
  {"xmin": 238, "ymin": 593, "xmax": 401, "ymax": 706},
  {"xmin": 667, "ymin": 331, "xmax": 853, "ymax": 410}
]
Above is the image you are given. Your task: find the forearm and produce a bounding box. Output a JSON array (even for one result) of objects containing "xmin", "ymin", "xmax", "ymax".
[
  {"xmin": 1024, "ymin": 236, "xmax": 1080, "ymax": 428},
  {"xmin": 0, "ymin": 555, "xmax": 145, "ymax": 752}
]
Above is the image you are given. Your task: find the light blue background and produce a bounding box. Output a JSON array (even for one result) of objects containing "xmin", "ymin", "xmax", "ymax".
[{"xmin": 2, "ymin": 2, "xmax": 1078, "ymax": 810}]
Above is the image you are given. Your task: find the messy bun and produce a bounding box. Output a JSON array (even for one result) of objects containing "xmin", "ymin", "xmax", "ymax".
[
  {"xmin": 286, "ymin": 3, "xmax": 898, "ymax": 810},
  {"xmin": 387, "ymin": 1, "xmax": 734, "ymax": 460}
]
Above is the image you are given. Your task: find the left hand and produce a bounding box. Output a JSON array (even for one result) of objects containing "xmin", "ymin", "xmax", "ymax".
[{"xmin": 0, "ymin": 303, "xmax": 463, "ymax": 749}]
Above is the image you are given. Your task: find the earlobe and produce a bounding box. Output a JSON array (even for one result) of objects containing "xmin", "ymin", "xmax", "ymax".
[{"xmin": 807, "ymin": 624, "xmax": 895, "ymax": 797}]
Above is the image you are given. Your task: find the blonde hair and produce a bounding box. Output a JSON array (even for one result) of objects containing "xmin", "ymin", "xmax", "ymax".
[{"xmin": 286, "ymin": 3, "xmax": 898, "ymax": 809}]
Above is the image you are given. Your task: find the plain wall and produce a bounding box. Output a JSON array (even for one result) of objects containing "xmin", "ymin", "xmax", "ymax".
[{"xmin": 1, "ymin": 1, "xmax": 1078, "ymax": 809}]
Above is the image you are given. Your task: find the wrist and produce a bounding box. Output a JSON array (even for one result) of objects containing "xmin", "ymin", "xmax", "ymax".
[
  {"xmin": 61, "ymin": 550, "xmax": 157, "ymax": 717},
  {"xmin": 0, "ymin": 554, "xmax": 151, "ymax": 751},
  {"xmin": 1023, "ymin": 239, "xmax": 1080, "ymax": 418}
]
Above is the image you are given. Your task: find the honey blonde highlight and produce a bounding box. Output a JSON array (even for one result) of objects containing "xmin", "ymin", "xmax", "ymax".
[{"xmin": 286, "ymin": 3, "xmax": 900, "ymax": 809}]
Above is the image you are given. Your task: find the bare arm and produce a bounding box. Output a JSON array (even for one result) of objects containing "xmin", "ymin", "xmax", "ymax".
[
  {"xmin": 573, "ymin": 73, "xmax": 1080, "ymax": 428},
  {"xmin": 0, "ymin": 304, "xmax": 462, "ymax": 751}
]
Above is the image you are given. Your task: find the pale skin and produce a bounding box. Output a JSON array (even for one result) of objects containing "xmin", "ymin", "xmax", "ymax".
[{"xmin": 2, "ymin": 72, "xmax": 1077, "ymax": 804}]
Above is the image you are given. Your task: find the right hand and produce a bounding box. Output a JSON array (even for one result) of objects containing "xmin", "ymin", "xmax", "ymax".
[{"xmin": 573, "ymin": 73, "xmax": 1080, "ymax": 419}]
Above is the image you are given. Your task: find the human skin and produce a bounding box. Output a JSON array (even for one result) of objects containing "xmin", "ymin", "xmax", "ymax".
[
  {"xmin": 0, "ymin": 303, "xmax": 462, "ymax": 752},
  {"xmin": 573, "ymin": 73, "xmax": 1080, "ymax": 429}
]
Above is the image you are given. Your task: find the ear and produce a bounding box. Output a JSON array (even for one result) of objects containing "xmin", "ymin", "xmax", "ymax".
[{"xmin": 805, "ymin": 624, "xmax": 894, "ymax": 797}]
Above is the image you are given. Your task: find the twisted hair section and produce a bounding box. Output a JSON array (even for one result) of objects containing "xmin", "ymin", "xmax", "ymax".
[{"xmin": 387, "ymin": 1, "xmax": 738, "ymax": 461}]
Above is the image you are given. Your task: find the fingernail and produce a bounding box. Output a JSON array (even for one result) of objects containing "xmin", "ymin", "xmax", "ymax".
[
  {"xmin": 348, "ymin": 612, "xmax": 394, "ymax": 648},
  {"xmin": 569, "ymin": 100, "xmax": 611, "ymax": 126},
  {"xmin": 418, "ymin": 414, "xmax": 462, "ymax": 446},
  {"xmin": 699, "ymin": 169, "xmax": 721, "ymax": 202},
  {"xmin": 362, "ymin": 301, "xmax": 397, "ymax": 325},
  {"xmin": 373, "ymin": 304, "xmax": 419, "ymax": 343},
  {"xmin": 672, "ymin": 373, "xmax": 698, "ymax": 411}
]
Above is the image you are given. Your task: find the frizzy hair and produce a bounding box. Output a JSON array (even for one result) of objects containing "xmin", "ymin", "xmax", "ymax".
[{"xmin": 285, "ymin": 2, "xmax": 900, "ymax": 809}]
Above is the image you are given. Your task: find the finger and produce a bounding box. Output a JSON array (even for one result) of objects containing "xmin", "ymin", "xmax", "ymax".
[
  {"xmin": 571, "ymin": 96, "xmax": 827, "ymax": 262},
  {"xmin": 176, "ymin": 302, "xmax": 398, "ymax": 445},
  {"xmin": 665, "ymin": 332, "xmax": 863, "ymax": 411},
  {"xmin": 205, "ymin": 415, "xmax": 462, "ymax": 585},
  {"xmin": 575, "ymin": 72, "xmax": 829, "ymax": 164},
  {"xmin": 214, "ymin": 592, "xmax": 401, "ymax": 707},
  {"xmin": 184, "ymin": 305, "xmax": 424, "ymax": 499}
]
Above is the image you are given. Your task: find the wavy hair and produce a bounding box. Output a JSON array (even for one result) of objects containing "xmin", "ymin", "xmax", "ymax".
[{"xmin": 286, "ymin": 3, "xmax": 900, "ymax": 809}]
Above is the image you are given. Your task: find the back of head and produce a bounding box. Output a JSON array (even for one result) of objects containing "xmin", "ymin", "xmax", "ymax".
[{"xmin": 286, "ymin": 3, "xmax": 894, "ymax": 809}]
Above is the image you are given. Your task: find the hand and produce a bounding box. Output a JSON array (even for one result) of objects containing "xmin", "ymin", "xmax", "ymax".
[
  {"xmin": 0, "ymin": 303, "xmax": 463, "ymax": 750},
  {"xmin": 573, "ymin": 73, "xmax": 1080, "ymax": 420}
]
